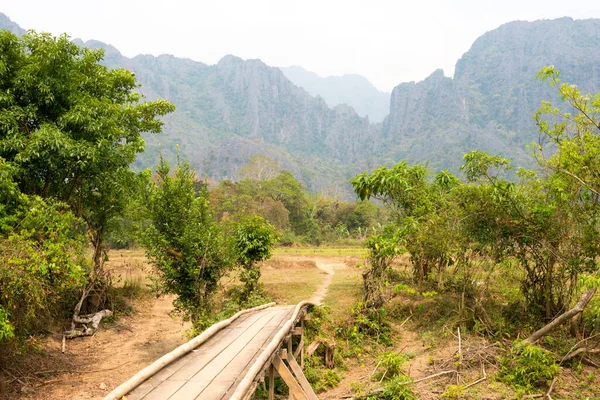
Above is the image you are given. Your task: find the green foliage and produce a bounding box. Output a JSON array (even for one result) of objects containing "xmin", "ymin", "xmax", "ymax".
[
  {"xmin": 362, "ymin": 231, "xmax": 404, "ymax": 307},
  {"xmin": 372, "ymin": 351, "xmax": 409, "ymax": 381},
  {"xmin": 441, "ymin": 385, "xmax": 465, "ymax": 399},
  {"xmin": 304, "ymin": 358, "xmax": 341, "ymax": 392},
  {"xmin": 0, "ymin": 197, "xmax": 87, "ymax": 337},
  {"xmin": 233, "ymin": 216, "xmax": 278, "ymax": 295},
  {"xmin": 210, "ymin": 164, "xmax": 385, "ymax": 245},
  {"xmin": 353, "ymin": 67, "xmax": 600, "ymax": 325},
  {"xmin": 497, "ymin": 344, "xmax": 560, "ymax": 391},
  {"xmin": 367, "ymin": 375, "xmax": 416, "ymax": 400},
  {"xmin": 338, "ymin": 302, "xmax": 393, "ymax": 357},
  {"xmin": 143, "ymin": 157, "xmax": 235, "ymax": 327},
  {"xmin": 0, "ymin": 306, "xmax": 14, "ymax": 342},
  {"xmin": 0, "ymin": 29, "xmax": 174, "ymax": 271}
]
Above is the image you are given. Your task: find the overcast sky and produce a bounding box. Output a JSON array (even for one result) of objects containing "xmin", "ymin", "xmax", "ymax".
[{"xmin": 3, "ymin": 1, "xmax": 600, "ymax": 91}]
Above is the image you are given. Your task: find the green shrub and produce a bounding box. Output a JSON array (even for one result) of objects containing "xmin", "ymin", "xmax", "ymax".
[
  {"xmin": 0, "ymin": 306, "xmax": 14, "ymax": 342},
  {"xmin": 143, "ymin": 158, "xmax": 236, "ymax": 328},
  {"xmin": 441, "ymin": 384, "xmax": 465, "ymax": 399},
  {"xmin": 497, "ymin": 343, "xmax": 560, "ymax": 391},
  {"xmin": 368, "ymin": 375, "xmax": 416, "ymax": 400},
  {"xmin": 372, "ymin": 351, "xmax": 409, "ymax": 381},
  {"xmin": 0, "ymin": 198, "xmax": 87, "ymax": 339},
  {"xmin": 233, "ymin": 216, "xmax": 278, "ymax": 295},
  {"xmin": 304, "ymin": 359, "xmax": 341, "ymax": 392}
]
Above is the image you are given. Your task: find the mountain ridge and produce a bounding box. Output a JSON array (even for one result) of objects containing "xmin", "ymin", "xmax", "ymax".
[{"xmin": 2, "ymin": 13, "xmax": 600, "ymax": 197}]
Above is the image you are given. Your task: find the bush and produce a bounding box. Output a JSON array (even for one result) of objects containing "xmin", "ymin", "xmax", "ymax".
[
  {"xmin": 497, "ymin": 343, "xmax": 560, "ymax": 391},
  {"xmin": 143, "ymin": 158, "xmax": 236, "ymax": 327},
  {"xmin": 0, "ymin": 198, "xmax": 87, "ymax": 339},
  {"xmin": 372, "ymin": 352, "xmax": 409, "ymax": 381},
  {"xmin": 233, "ymin": 216, "xmax": 278, "ymax": 295},
  {"xmin": 0, "ymin": 307, "xmax": 14, "ymax": 342},
  {"xmin": 368, "ymin": 375, "xmax": 416, "ymax": 400}
]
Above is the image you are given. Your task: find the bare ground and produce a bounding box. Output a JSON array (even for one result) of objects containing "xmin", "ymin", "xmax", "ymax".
[{"xmin": 3, "ymin": 294, "xmax": 190, "ymax": 400}]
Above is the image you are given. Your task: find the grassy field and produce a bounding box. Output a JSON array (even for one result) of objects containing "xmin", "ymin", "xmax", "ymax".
[
  {"xmin": 261, "ymin": 267, "xmax": 325, "ymax": 305},
  {"xmin": 322, "ymin": 265, "xmax": 362, "ymax": 320}
]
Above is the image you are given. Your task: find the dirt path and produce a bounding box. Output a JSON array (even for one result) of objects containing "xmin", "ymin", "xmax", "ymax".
[
  {"xmin": 308, "ymin": 259, "xmax": 336, "ymax": 304},
  {"xmin": 18, "ymin": 295, "xmax": 190, "ymax": 400}
]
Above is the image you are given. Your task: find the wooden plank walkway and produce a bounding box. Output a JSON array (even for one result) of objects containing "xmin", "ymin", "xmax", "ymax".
[{"xmin": 126, "ymin": 305, "xmax": 295, "ymax": 400}]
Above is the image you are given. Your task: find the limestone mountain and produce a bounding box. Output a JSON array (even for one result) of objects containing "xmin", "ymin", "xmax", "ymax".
[
  {"xmin": 382, "ymin": 17, "xmax": 600, "ymax": 171},
  {"xmin": 280, "ymin": 66, "xmax": 390, "ymax": 123},
  {"xmin": 0, "ymin": 12, "xmax": 24, "ymax": 36},
  {"xmin": 74, "ymin": 44, "xmax": 380, "ymax": 195}
]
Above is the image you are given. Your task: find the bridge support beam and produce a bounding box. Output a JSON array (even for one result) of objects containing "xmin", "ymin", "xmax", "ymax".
[
  {"xmin": 264, "ymin": 313, "xmax": 318, "ymax": 400},
  {"xmin": 273, "ymin": 354, "xmax": 316, "ymax": 400}
]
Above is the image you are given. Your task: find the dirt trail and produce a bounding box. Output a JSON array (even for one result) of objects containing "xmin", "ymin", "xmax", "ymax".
[
  {"xmin": 24, "ymin": 294, "xmax": 190, "ymax": 400},
  {"xmin": 308, "ymin": 259, "xmax": 337, "ymax": 304}
]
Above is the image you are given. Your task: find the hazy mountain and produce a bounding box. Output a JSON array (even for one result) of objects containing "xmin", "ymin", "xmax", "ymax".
[
  {"xmin": 280, "ymin": 66, "xmax": 390, "ymax": 123},
  {"xmin": 0, "ymin": 13, "xmax": 24, "ymax": 36},
  {"xmin": 89, "ymin": 48, "xmax": 380, "ymax": 195},
  {"xmin": 382, "ymin": 17, "xmax": 600, "ymax": 171},
  {"xmin": 2, "ymin": 13, "xmax": 600, "ymax": 195}
]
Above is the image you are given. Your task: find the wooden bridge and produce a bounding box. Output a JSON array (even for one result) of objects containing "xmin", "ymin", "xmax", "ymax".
[{"xmin": 104, "ymin": 301, "xmax": 326, "ymax": 400}]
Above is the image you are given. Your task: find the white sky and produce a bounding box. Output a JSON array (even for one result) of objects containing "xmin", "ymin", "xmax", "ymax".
[{"xmin": 3, "ymin": 0, "xmax": 600, "ymax": 91}]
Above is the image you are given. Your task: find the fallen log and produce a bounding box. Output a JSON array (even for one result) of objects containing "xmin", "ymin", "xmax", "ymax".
[{"xmin": 518, "ymin": 289, "xmax": 597, "ymax": 348}]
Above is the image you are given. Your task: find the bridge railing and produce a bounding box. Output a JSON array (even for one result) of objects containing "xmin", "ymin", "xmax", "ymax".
[{"xmin": 232, "ymin": 301, "xmax": 317, "ymax": 400}]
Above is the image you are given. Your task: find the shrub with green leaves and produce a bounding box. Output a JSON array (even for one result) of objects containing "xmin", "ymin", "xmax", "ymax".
[
  {"xmin": 0, "ymin": 197, "xmax": 87, "ymax": 338},
  {"xmin": 497, "ymin": 344, "xmax": 559, "ymax": 391},
  {"xmin": 304, "ymin": 359, "xmax": 341, "ymax": 393},
  {"xmin": 143, "ymin": 157, "xmax": 235, "ymax": 328},
  {"xmin": 0, "ymin": 306, "xmax": 14, "ymax": 342},
  {"xmin": 233, "ymin": 216, "xmax": 278, "ymax": 295},
  {"xmin": 368, "ymin": 375, "xmax": 416, "ymax": 400},
  {"xmin": 372, "ymin": 351, "xmax": 409, "ymax": 381}
]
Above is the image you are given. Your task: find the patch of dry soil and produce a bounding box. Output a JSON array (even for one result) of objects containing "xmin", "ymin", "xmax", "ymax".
[{"xmin": 16, "ymin": 295, "xmax": 189, "ymax": 400}]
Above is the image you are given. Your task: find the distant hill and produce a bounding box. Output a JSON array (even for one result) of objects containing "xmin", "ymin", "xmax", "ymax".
[
  {"xmin": 2, "ymin": 14, "xmax": 600, "ymax": 196},
  {"xmin": 280, "ymin": 66, "xmax": 390, "ymax": 123}
]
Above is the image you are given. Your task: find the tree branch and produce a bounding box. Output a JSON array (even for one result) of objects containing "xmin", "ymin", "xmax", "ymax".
[{"xmin": 518, "ymin": 288, "xmax": 597, "ymax": 347}]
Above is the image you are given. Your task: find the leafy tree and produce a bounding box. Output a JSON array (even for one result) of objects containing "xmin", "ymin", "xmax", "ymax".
[
  {"xmin": 0, "ymin": 30, "xmax": 174, "ymax": 273},
  {"xmin": 263, "ymin": 171, "xmax": 310, "ymax": 234},
  {"xmin": 233, "ymin": 216, "xmax": 278, "ymax": 295},
  {"xmin": 351, "ymin": 162, "xmax": 460, "ymax": 283}
]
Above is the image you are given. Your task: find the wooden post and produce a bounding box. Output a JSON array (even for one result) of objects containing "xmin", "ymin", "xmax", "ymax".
[
  {"xmin": 287, "ymin": 353, "xmax": 318, "ymax": 400},
  {"xmin": 268, "ymin": 364, "xmax": 275, "ymax": 400},
  {"xmin": 300, "ymin": 318, "xmax": 305, "ymax": 368},
  {"xmin": 287, "ymin": 335, "xmax": 293, "ymax": 358}
]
